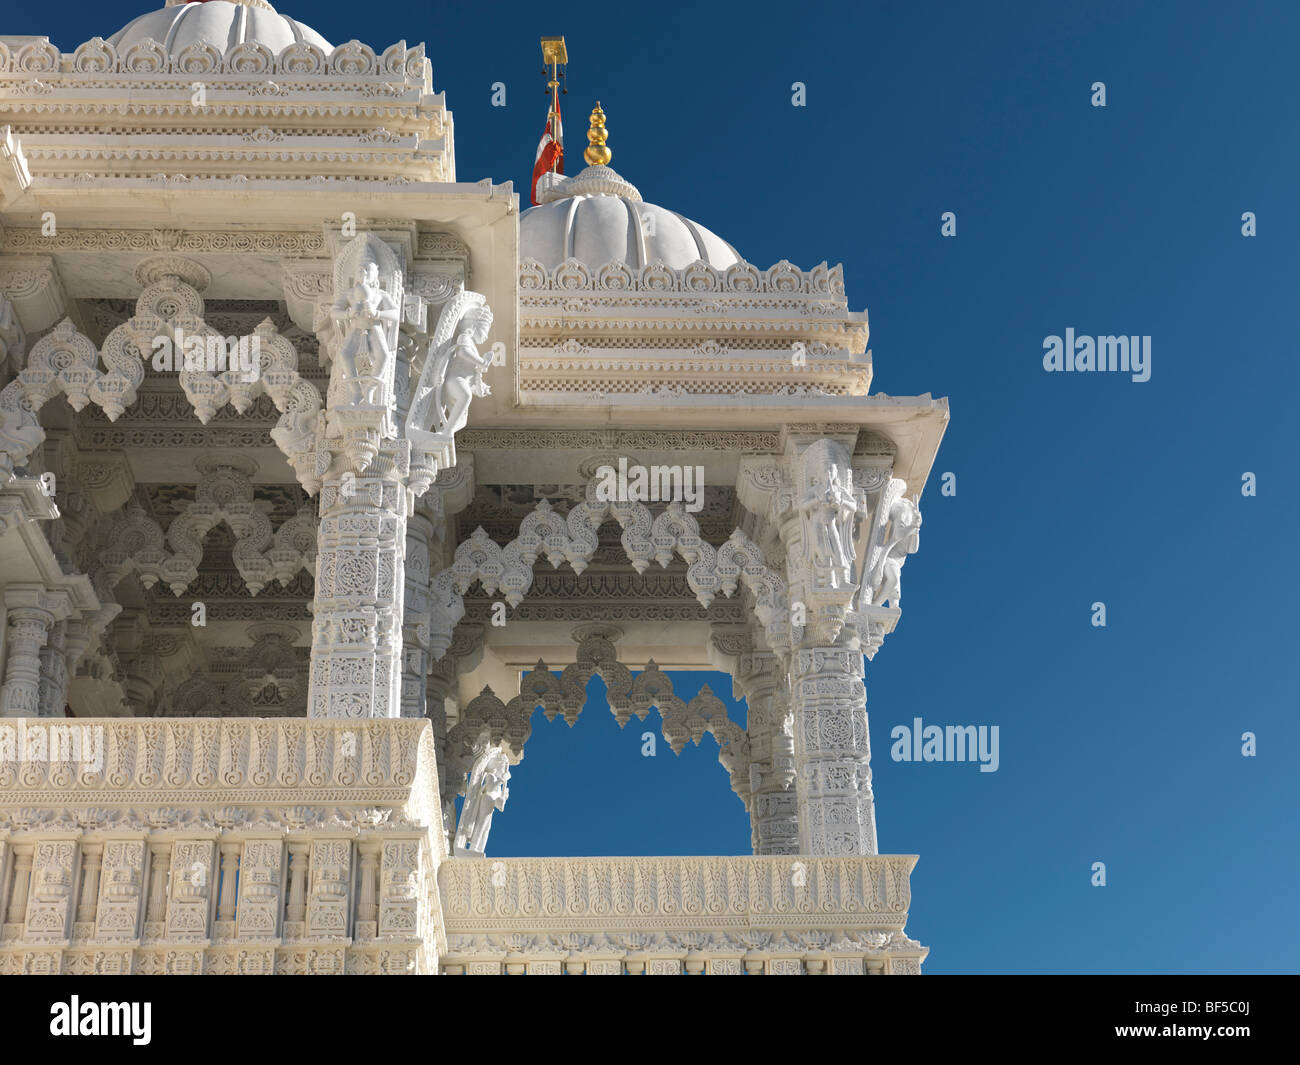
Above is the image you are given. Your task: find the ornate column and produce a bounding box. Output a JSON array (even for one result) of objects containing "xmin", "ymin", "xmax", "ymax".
[
  {"xmin": 62, "ymin": 619, "xmax": 95, "ymax": 686},
  {"xmin": 784, "ymin": 437, "xmax": 877, "ymax": 856},
  {"xmin": 790, "ymin": 639, "xmax": 876, "ymax": 855},
  {"xmin": 1, "ymin": 586, "xmax": 67, "ymax": 717},
  {"xmin": 739, "ymin": 435, "xmax": 894, "ymax": 856},
  {"xmin": 399, "ymin": 502, "xmax": 436, "ymax": 718},
  {"xmin": 284, "ymin": 840, "xmax": 309, "ymax": 937},
  {"xmin": 427, "ymin": 622, "xmax": 485, "ymax": 845},
  {"xmin": 142, "ymin": 842, "xmax": 170, "ymax": 935},
  {"xmin": 355, "ymin": 838, "xmax": 381, "ymax": 938},
  {"xmin": 36, "ymin": 619, "xmax": 68, "ymax": 717},
  {"xmin": 75, "ymin": 843, "xmax": 102, "ymax": 930},
  {"xmin": 310, "ymin": 460, "xmax": 410, "ymax": 717},
  {"xmin": 289, "ymin": 232, "xmax": 491, "ymax": 718},
  {"xmin": 215, "ymin": 842, "xmax": 240, "ymax": 925},
  {"xmin": 307, "ymin": 234, "xmax": 414, "ymax": 719},
  {"xmin": 401, "ymin": 463, "xmax": 476, "ymax": 721},
  {"xmin": 733, "ymin": 647, "xmax": 799, "ymax": 855},
  {"xmin": 4, "ymin": 845, "xmax": 32, "ymax": 926}
]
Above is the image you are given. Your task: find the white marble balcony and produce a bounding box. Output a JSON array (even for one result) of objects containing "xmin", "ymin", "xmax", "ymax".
[{"xmin": 0, "ymin": 716, "xmax": 926, "ymax": 974}]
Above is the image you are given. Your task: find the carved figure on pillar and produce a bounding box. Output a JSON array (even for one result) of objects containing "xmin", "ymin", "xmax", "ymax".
[
  {"xmin": 323, "ymin": 236, "xmax": 406, "ymax": 474},
  {"xmin": 329, "ymin": 259, "xmax": 400, "ymax": 414},
  {"xmin": 788, "ymin": 437, "xmax": 866, "ymax": 646},
  {"xmin": 800, "ymin": 449, "xmax": 857, "ymax": 583},
  {"xmin": 868, "ymin": 490, "xmax": 922, "ymax": 609},
  {"xmin": 454, "ymin": 744, "xmax": 510, "ymax": 857},
  {"xmin": 737, "ymin": 438, "xmax": 901, "ymax": 858},
  {"xmin": 407, "ymin": 287, "xmax": 493, "ymax": 449}
]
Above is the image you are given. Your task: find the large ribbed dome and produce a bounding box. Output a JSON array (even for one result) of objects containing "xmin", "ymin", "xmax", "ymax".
[
  {"xmin": 521, "ymin": 164, "xmax": 744, "ymax": 272},
  {"xmin": 108, "ymin": 0, "xmax": 332, "ymax": 57}
]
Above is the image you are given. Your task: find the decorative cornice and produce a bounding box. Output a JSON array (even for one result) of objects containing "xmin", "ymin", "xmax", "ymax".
[
  {"xmin": 439, "ymin": 855, "xmax": 918, "ymax": 930},
  {"xmin": 0, "ymin": 718, "xmax": 438, "ymax": 824},
  {"xmin": 0, "ymin": 228, "xmax": 329, "ymax": 256},
  {"xmin": 455, "ymin": 428, "xmax": 781, "ymax": 451},
  {"xmin": 0, "ymin": 38, "xmax": 429, "ymax": 86},
  {"xmin": 520, "ymin": 257, "xmax": 846, "ymax": 298}
]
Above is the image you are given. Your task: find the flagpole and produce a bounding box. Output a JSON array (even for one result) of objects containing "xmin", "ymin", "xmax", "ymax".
[{"xmin": 541, "ymin": 37, "xmax": 567, "ymax": 181}]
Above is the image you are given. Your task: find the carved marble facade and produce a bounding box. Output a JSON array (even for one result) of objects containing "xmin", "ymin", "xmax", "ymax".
[{"xmin": 0, "ymin": 0, "xmax": 947, "ymax": 972}]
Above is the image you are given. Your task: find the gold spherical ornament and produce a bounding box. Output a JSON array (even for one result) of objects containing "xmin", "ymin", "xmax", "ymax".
[{"xmin": 584, "ymin": 102, "xmax": 612, "ymax": 166}]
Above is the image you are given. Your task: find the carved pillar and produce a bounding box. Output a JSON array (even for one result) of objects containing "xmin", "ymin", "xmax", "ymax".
[
  {"xmin": 4, "ymin": 844, "xmax": 33, "ymax": 926},
  {"xmin": 790, "ymin": 640, "xmax": 876, "ymax": 855},
  {"xmin": 0, "ymin": 292, "xmax": 27, "ymax": 377},
  {"xmin": 427, "ymin": 666, "xmax": 459, "ymax": 844},
  {"xmin": 309, "ymin": 462, "xmax": 408, "ymax": 718},
  {"xmin": 356, "ymin": 838, "xmax": 381, "ymax": 937},
  {"xmin": 1, "ymin": 587, "xmax": 66, "ymax": 717},
  {"xmin": 62, "ymin": 619, "xmax": 94, "ymax": 683},
  {"xmin": 307, "ymin": 234, "xmax": 414, "ymax": 719},
  {"xmin": 284, "ymin": 840, "xmax": 309, "ymax": 935},
  {"xmin": 75, "ymin": 843, "xmax": 102, "ymax": 928},
  {"xmin": 109, "ymin": 616, "xmax": 168, "ymax": 717},
  {"xmin": 427, "ymin": 622, "xmax": 485, "ymax": 847},
  {"xmin": 215, "ymin": 841, "xmax": 240, "ymax": 923},
  {"xmin": 400, "ymin": 504, "xmax": 436, "ymax": 718},
  {"xmin": 299, "ymin": 233, "xmax": 490, "ymax": 719},
  {"xmin": 757, "ymin": 436, "xmax": 880, "ymax": 856},
  {"xmin": 143, "ymin": 841, "xmax": 170, "ymax": 932},
  {"xmin": 36, "ymin": 619, "xmax": 68, "ymax": 717},
  {"xmin": 734, "ymin": 649, "xmax": 799, "ymax": 855}
]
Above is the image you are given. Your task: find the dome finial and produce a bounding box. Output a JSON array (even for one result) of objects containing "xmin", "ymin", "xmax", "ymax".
[{"xmin": 584, "ymin": 102, "xmax": 611, "ymax": 167}]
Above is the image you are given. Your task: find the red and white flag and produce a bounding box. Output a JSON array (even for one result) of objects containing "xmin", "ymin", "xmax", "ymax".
[{"xmin": 530, "ymin": 105, "xmax": 563, "ymax": 205}]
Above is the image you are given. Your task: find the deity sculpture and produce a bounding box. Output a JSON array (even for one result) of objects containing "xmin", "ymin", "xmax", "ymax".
[
  {"xmin": 406, "ymin": 287, "xmax": 493, "ymax": 449},
  {"xmin": 870, "ymin": 494, "xmax": 922, "ymax": 609},
  {"xmin": 797, "ymin": 442, "xmax": 858, "ymax": 589},
  {"xmin": 454, "ymin": 744, "xmax": 511, "ymax": 857},
  {"xmin": 329, "ymin": 259, "xmax": 400, "ymax": 411}
]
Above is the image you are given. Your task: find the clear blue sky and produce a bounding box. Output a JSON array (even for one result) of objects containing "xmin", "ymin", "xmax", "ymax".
[{"xmin": 23, "ymin": 1, "xmax": 1299, "ymax": 974}]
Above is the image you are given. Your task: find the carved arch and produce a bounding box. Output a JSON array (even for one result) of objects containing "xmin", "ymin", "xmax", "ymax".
[
  {"xmin": 444, "ymin": 629, "xmax": 750, "ymax": 807},
  {"xmin": 428, "ymin": 482, "xmax": 792, "ymax": 660}
]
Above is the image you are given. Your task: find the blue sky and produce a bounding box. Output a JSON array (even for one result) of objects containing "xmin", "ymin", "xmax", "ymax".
[{"xmin": 25, "ymin": 1, "xmax": 1300, "ymax": 974}]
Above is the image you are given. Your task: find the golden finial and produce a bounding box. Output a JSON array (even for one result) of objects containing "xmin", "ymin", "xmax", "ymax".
[{"xmin": 585, "ymin": 102, "xmax": 611, "ymax": 167}]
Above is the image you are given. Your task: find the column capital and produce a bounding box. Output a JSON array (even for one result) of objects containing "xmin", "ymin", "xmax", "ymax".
[
  {"xmin": 4, "ymin": 584, "xmax": 72, "ymax": 623},
  {"xmin": 737, "ymin": 438, "xmax": 920, "ymax": 658}
]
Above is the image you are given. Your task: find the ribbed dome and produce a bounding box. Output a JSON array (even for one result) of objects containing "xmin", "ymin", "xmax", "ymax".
[
  {"xmin": 520, "ymin": 165, "xmax": 744, "ymax": 272},
  {"xmin": 108, "ymin": 0, "xmax": 332, "ymax": 57}
]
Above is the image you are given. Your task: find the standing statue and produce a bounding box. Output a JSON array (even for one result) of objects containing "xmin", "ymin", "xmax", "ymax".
[
  {"xmin": 870, "ymin": 493, "xmax": 922, "ymax": 609},
  {"xmin": 406, "ymin": 287, "xmax": 493, "ymax": 449},
  {"xmin": 807, "ymin": 464, "xmax": 856, "ymax": 574},
  {"xmin": 329, "ymin": 259, "xmax": 400, "ymax": 410},
  {"xmin": 797, "ymin": 442, "xmax": 858, "ymax": 589},
  {"xmin": 454, "ymin": 744, "xmax": 511, "ymax": 856}
]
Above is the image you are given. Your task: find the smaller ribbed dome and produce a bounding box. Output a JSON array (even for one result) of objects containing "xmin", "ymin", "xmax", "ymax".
[
  {"xmin": 108, "ymin": 0, "xmax": 333, "ymax": 58},
  {"xmin": 521, "ymin": 164, "xmax": 744, "ymax": 272}
]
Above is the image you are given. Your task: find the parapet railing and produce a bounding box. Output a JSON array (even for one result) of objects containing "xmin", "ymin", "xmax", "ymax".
[{"xmin": 439, "ymin": 855, "xmax": 927, "ymax": 974}]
